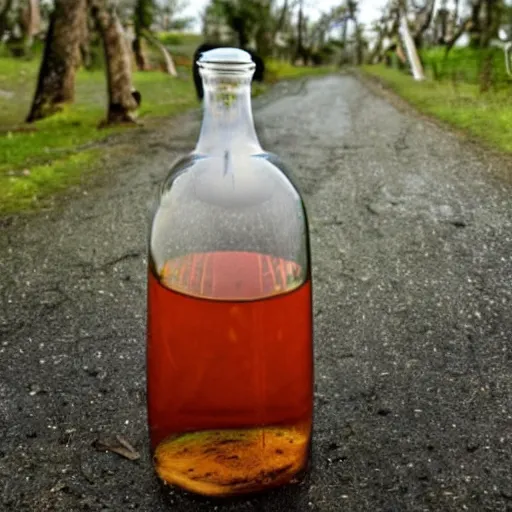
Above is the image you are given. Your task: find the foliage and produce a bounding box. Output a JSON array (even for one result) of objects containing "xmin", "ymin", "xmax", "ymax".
[
  {"xmin": 122, "ymin": 0, "xmax": 192, "ymax": 30},
  {"xmin": 134, "ymin": 0, "xmax": 156, "ymax": 32},
  {"xmin": 0, "ymin": 34, "xmax": 334, "ymax": 215},
  {"xmin": 420, "ymin": 46, "xmax": 512, "ymax": 87},
  {"xmin": 157, "ymin": 31, "xmax": 201, "ymax": 47},
  {"xmin": 265, "ymin": 59, "xmax": 336, "ymax": 82},
  {"xmin": 202, "ymin": 0, "xmax": 300, "ymax": 59},
  {"xmin": 204, "ymin": 0, "xmax": 269, "ymax": 48},
  {"xmin": 156, "ymin": 30, "xmax": 201, "ymax": 65}
]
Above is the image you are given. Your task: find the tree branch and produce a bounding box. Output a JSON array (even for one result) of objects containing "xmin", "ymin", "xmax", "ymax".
[{"xmin": 445, "ymin": 18, "xmax": 473, "ymax": 54}]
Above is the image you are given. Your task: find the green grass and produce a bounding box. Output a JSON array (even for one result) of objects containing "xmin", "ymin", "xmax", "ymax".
[
  {"xmin": 265, "ymin": 59, "xmax": 336, "ymax": 82},
  {"xmin": 362, "ymin": 64, "xmax": 512, "ymax": 154},
  {"xmin": 157, "ymin": 31, "xmax": 202, "ymax": 65},
  {"xmin": 420, "ymin": 46, "xmax": 512, "ymax": 86},
  {"xmin": 1, "ymin": 150, "xmax": 100, "ymax": 214},
  {"xmin": 0, "ymin": 36, "xmax": 335, "ymax": 216},
  {"xmin": 0, "ymin": 55, "xmax": 196, "ymax": 215}
]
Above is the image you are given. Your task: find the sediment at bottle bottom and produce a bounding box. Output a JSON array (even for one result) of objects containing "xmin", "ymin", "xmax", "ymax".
[{"xmin": 153, "ymin": 425, "xmax": 310, "ymax": 497}]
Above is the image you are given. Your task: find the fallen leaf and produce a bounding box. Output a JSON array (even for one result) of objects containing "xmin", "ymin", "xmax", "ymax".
[{"xmin": 92, "ymin": 435, "xmax": 140, "ymax": 461}]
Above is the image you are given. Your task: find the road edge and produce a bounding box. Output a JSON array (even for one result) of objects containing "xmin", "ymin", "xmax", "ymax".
[{"xmin": 353, "ymin": 68, "xmax": 512, "ymax": 185}]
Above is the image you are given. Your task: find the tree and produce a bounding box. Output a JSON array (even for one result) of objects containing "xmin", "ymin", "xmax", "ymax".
[
  {"xmin": 439, "ymin": 0, "xmax": 504, "ymax": 56},
  {"xmin": 91, "ymin": 0, "xmax": 140, "ymax": 124},
  {"xmin": 26, "ymin": 0, "xmax": 87, "ymax": 122},
  {"xmin": 132, "ymin": 0, "xmax": 179, "ymax": 75},
  {"xmin": 133, "ymin": 0, "xmax": 154, "ymax": 70},
  {"xmin": 157, "ymin": 0, "xmax": 192, "ymax": 30},
  {"xmin": 1, "ymin": 0, "xmax": 42, "ymax": 54},
  {"xmin": 338, "ymin": 1, "xmax": 361, "ymax": 65},
  {"xmin": 433, "ymin": 0, "xmax": 450, "ymax": 44},
  {"xmin": 202, "ymin": 0, "xmax": 290, "ymax": 59},
  {"xmin": 0, "ymin": 0, "xmax": 14, "ymax": 41},
  {"xmin": 142, "ymin": 28, "xmax": 178, "ymax": 75},
  {"xmin": 19, "ymin": 0, "xmax": 41, "ymax": 48},
  {"xmin": 399, "ymin": 11, "xmax": 426, "ymax": 79},
  {"xmin": 408, "ymin": 0, "xmax": 436, "ymax": 48},
  {"xmin": 210, "ymin": 0, "xmax": 256, "ymax": 48}
]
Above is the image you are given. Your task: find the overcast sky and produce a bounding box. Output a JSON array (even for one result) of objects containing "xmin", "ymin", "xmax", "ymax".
[{"xmin": 181, "ymin": 0, "xmax": 389, "ymax": 34}]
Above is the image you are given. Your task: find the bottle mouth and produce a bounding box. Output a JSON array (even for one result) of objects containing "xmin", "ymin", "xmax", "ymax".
[
  {"xmin": 198, "ymin": 61, "xmax": 256, "ymax": 74},
  {"xmin": 198, "ymin": 47, "xmax": 256, "ymax": 75}
]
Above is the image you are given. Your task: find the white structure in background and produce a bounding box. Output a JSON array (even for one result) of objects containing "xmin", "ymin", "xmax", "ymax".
[
  {"xmin": 399, "ymin": 14, "xmax": 425, "ymax": 81},
  {"xmin": 490, "ymin": 31, "xmax": 512, "ymax": 77}
]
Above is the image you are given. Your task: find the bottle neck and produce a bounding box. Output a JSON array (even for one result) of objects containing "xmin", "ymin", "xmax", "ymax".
[{"xmin": 194, "ymin": 69, "xmax": 261, "ymax": 156}]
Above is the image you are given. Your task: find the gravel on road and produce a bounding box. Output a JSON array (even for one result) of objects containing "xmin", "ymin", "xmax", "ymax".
[{"xmin": 1, "ymin": 75, "xmax": 511, "ymax": 511}]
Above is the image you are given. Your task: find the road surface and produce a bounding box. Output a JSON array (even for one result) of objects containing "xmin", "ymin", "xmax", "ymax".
[{"xmin": 1, "ymin": 75, "xmax": 511, "ymax": 511}]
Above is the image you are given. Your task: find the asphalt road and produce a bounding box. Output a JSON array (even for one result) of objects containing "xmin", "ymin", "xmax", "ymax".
[{"xmin": 1, "ymin": 75, "xmax": 511, "ymax": 512}]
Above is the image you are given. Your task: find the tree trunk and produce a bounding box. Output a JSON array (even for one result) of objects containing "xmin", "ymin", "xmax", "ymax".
[
  {"xmin": 26, "ymin": 0, "xmax": 86, "ymax": 123},
  {"xmin": 91, "ymin": 0, "xmax": 139, "ymax": 124},
  {"xmin": 143, "ymin": 29, "xmax": 177, "ymax": 76},
  {"xmin": 133, "ymin": 35, "xmax": 149, "ymax": 70},
  {"xmin": 413, "ymin": 0, "xmax": 436, "ymax": 49},
  {"xmin": 480, "ymin": 0, "xmax": 502, "ymax": 47},
  {"xmin": 479, "ymin": 50, "xmax": 493, "ymax": 91},
  {"xmin": 27, "ymin": 0, "xmax": 41, "ymax": 41},
  {"xmin": 354, "ymin": 21, "xmax": 364, "ymax": 65},
  {"xmin": 133, "ymin": 0, "xmax": 150, "ymax": 70},
  {"xmin": 0, "ymin": 0, "xmax": 14, "ymax": 41},
  {"xmin": 399, "ymin": 14, "xmax": 425, "ymax": 80},
  {"xmin": 295, "ymin": 0, "xmax": 307, "ymax": 64},
  {"xmin": 337, "ymin": 16, "xmax": 346, "ymax": 64},
  {"xmin": 444, "ymin": 18, "xmax": 473, "ymax": 55},
  {"xmin": 271, "ymin": 0, "xmax": 288, "ymax": 48},
  {"xmin": 79, "ymin": 11, "xmax": 92, "ymax": 69},
  {"xmin": 19, "ymin": 0, "xmax": 41, "ymax": 47},
  {"xmin": 469, "ymin": 0, "xmax": 483, "ymax": 48},
  {"xmin": 454, "ymin": 0, "xmax": 460, "ymax": 21},
  {"xmin": 233, "ymin": 16, "xmax": 249, "ymax": 48}
]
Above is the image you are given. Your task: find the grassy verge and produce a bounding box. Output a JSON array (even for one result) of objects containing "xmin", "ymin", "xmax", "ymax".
[
  {"xmin": 0, "ymin": 55, "xmax": 197, "ymax": 215},
  {"xmin": 1, "ymin": 41, "xmax": 335, "ymax": 216},
  {"xmin": 420, "ymin": 46, "xmax": 512, "ymax": 85},
  {"xmin": 361, "ymin": 64, "xmax": 512, "ymax": 154},
  {"xmin": 265, "ymin": 59, "xmax": 336, "ymax": 82}
]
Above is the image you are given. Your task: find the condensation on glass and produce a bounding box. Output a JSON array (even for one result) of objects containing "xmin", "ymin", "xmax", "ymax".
[{"xmin": 146, "ymin": 47, "xmax": 314, "ymax": 498}]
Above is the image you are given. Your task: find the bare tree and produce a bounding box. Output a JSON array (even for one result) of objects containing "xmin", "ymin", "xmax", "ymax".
[
  {"xmin": 433, "ymin": 0, "xmax": 450, "ymax": 44},
  {"xmin": 271, "ymin": 0, "xmax": 289, "ymax": 44},
  {"xmin": 26, "ymin": 0, "xmax": 87, "ymax": 122},
  {"xmin": 143, "ymin": 28, "xmax": 178, "ymax": 75},
  {"xmin": 481, "ymin": 0, "xmax": 503, "ymax": 47},
  {"xmin": 133, "ymin": 0, "xmax": 178, "ymax": 75},
  {"xmin": 133, "ymin": 0, "xmax": 153, "ymax": 70},
  {"xmin": 408, "ymin": 0, "xmax": 436, "ymax": 48},
  {"xmin": 19, "ymin": 0, "xmax": 41, "ymax": 47},
  {"xmin": 444, "ymin": 18, "xmax": 473, "ymax": 53},
  {"xmin": 443, "ymin": 0, "xmax": 504, "ymax": 55},
  {"xmin": 367, "ymin": 4, "xmax": 401, "ymax": 64},
  {"xmin": 91, "ymin": 0, "xmax": 140, "ymax": 124},
  {"xmin": 203, "ymin": 0, "xmax": 290, "ymax": 58},
  {"xmin": 294, "ymin": 0, "xmax": 310, "ymax": 64},
  {"xmin": 399, "ymin": 11, "xmax": 425, "ymax": 79}
]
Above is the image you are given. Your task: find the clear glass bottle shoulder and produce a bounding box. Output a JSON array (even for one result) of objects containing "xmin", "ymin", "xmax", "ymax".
[{"xmin": 150, "ymin": 150, "xmax": 310, "ymax": 287}]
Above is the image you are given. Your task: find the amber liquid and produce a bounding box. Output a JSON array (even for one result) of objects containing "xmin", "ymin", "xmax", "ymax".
[{"xmin": 147, "ymin": 251, "xmax": 313, "ymax": 497}]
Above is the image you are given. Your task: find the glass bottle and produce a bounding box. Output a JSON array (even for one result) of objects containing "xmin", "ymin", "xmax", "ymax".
[{"xmin": 146, "ymin": 47, "xmax": 313, "ymax": 498}]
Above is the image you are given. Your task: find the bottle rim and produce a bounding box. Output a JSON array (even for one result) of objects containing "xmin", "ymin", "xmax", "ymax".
[
  {"xmin": 197, "ymin": 47, "xmax": 256, "ymax": 74},
  {"xmin": 198, "ymin": 62, "xmax": 256, "ymax": 75}
]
